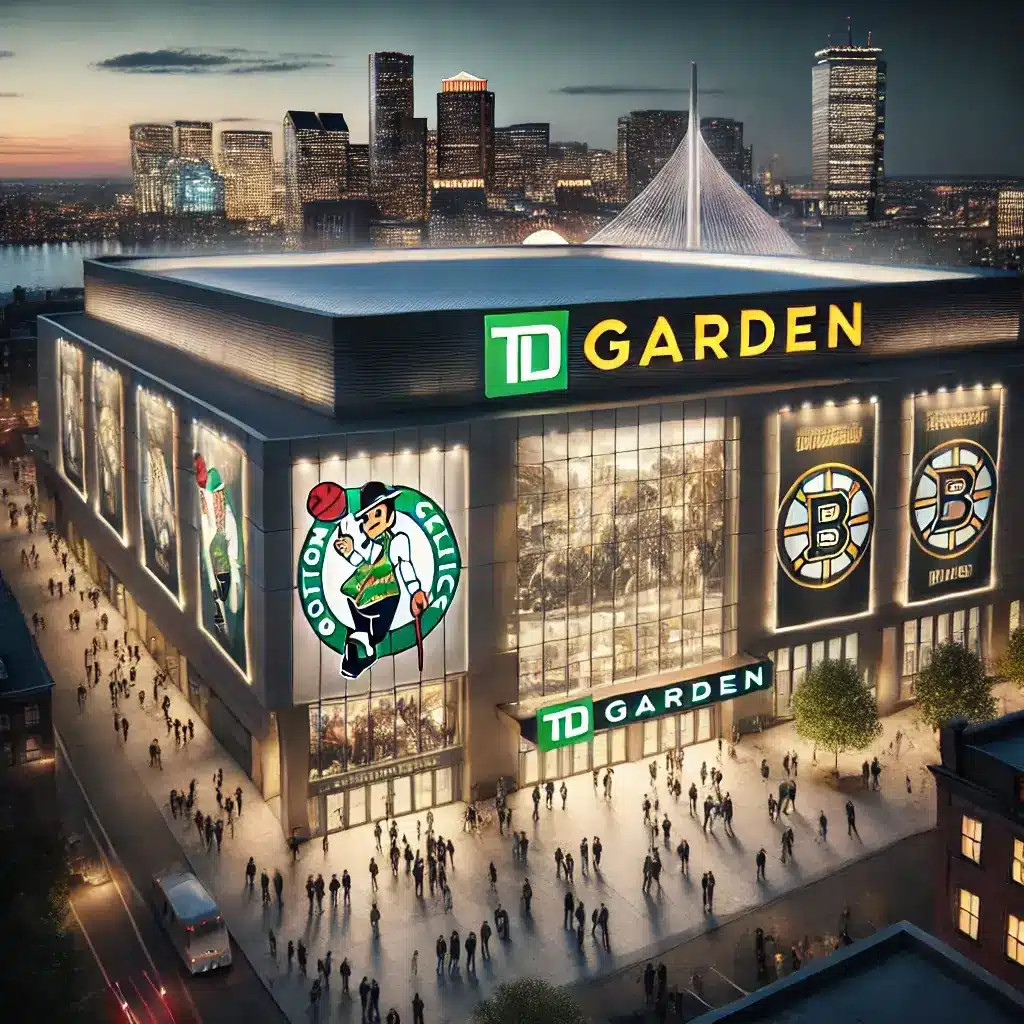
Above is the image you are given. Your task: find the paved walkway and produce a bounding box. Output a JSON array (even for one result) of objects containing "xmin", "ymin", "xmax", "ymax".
[{"xmin": 5, "ymin": 464, "xmax": 1018, "ymax": 1024}]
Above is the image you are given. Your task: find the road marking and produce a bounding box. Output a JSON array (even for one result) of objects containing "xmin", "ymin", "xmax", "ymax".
[
  {"xmin": 56, "ymin": 725, "xmax": 203, "ymax": 1024},
  {"xmin": 69, "ymin": 898, "xmax": 118, "ymax": 994}
]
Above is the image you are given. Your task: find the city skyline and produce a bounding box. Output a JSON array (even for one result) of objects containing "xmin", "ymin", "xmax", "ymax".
[{"xmin": 0, "ymin": 0, "xmax": 1022, "ymax": 180}]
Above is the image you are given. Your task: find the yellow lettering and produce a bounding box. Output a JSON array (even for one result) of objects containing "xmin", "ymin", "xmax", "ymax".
[
  {"xmin": 828, "ymin": 302, "xmax": 862, "ymax": 348},
  {"xmin": 584, "ymin": 319, "xmax": 630, "ymax": 371},
  {"xmin": 639, "ymin": 316, "xmax": 683, "ymax": 366},
  {"xmin": 694, "ymin": 314, "xmax": 728, "ymax": 360},
  {"xmin": 739, "ymin": 309, "xmax": 775, "ymax": 357},
  {"xmin": 786, "ymin": 306, "xmax": 817, "ymax": 353}
]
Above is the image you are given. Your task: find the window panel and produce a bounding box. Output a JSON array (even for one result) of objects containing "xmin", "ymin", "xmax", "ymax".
[
  {"xmin": 961, "ymin": 815, "xmax": 982, "ymax": 863},
  {"xmin": 1009, "ymin": 915, "xmax": 1024, "ymax": 967},
  {"xmin": 956, "ymin": 889, "xmax": 980, "ymax": 940},
  {"xmin": 1013, "ymin": 839, "xmax": 1024, "ymax": 886}
]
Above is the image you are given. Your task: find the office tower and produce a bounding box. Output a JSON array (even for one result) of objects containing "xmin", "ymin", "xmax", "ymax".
[
  {"xmin": 616, "ymin": 116, "xmax": 630, "ymax": 192},
  {"xmin": 436, "ymin": 72, "xmax": 495, "ymax": 184},
  {"xmin": 812, "ymin": 24, "xmax": 886, "ymax": 219},
  {"xmin": 742, "ymin": 145, "xmax": 754, "ymax": 188},
  {"xmin": 492, "ymin": 123, "xmax": 550, "ymax": 203},
  {"xmin": 219, "ymin": 130, "xmax": 274, "ymax": 221},
  {"xmin": 283, "ymin": 111, "xmax": 350, "ymax": 230},
  {"xmin": 369, "ymin": 51, "xmax": 415, "ymax": 218},
  {"xmin": 997, "ymin": 189, "xmax": 1024, "ymax": 247},
  {"xmin": 701, "ymin": 117, "xmax": 744, "ymax": 184},
  {"xmin": 173, "ymin": 121, "xmax": 214, "ymax": 162},
  {"xmin": 624, "ymin": 110, "xmax": 687, "ymax": 197},
  {"xmin": 164, "ymin": 158, "xmax": 225, "ymax": 215},
  {"xmin": 427, "ymin": 179, "xmax": 490, "ymax": 245},
  {"xmin": 394, "ymin": 114, "xmax": 428, "ymax": 222},
  {"xmin": 346, "ymin": 144, "xmax": 370, "ymax": 200},
  {"xmin": 588, "ymin": 148, "xmax": 620, "ymax": 202},
  {"xmin": 129, "ymin": 123, "xmax": 174, "ymax": 215},
  {"xmin": 426, "ymin": 129, "xmax": 438, "ymax": 208}
]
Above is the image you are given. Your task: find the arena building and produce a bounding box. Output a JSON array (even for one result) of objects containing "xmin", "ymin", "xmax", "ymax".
[{"xmin": 35, "ymin": 246, "xmax": 1023, "ymax": 838}]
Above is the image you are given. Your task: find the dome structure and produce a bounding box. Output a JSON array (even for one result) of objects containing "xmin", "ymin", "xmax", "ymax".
[{"xmin": 522, "ymin": 228, "xmax": 569, "ymax": 246}]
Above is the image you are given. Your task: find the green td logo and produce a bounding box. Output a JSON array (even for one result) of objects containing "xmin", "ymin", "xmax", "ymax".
[
  {"xmin": 483, "ymin": 310, "xmax": 569, "ymax": 398},
  {"xmin": 536, "ymin": 696, "xmax": 593, "ymax": 751}
]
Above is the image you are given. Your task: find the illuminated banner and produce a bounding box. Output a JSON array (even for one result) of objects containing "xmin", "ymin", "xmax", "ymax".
[
  {"xmin": 522, "ymin": 659, "xmax": 774, "ymax": 751},
  {"xmin": 907, "ymin": 391, "xmax": 1001, "ymax": 603},
  {"xmin": 92, "ymin": 360, "xmax": 125, "ymax": 540},
  {"xmin": 137, "ymin": 389, "xmax": 180, "ymax": 600},
  {"xmin": 58, "ymin": 339, "xmax": 86, "ymax": 497},
  {"xmin": 194, "ymin": 424, "xmax": 248, "ymax": 675},
  {"xmin": 297, "ymin": 480, "xmax": 462, "ymax": 682},
  {"xmin": 775, "ymin": 404, "xmax": 876, "ymax": 629}
]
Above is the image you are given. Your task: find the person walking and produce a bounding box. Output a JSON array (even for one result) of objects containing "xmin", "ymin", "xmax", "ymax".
[
  {"xmin": 435, "ymin": 934, "xmax": 447, "ymax": 973},
  {"xmin": 789, "ymin": 779, "xmax": 798, "ymax": 811},
  {"xmin": 522, "ymin": 877, "xmax": 532, "ymax": 913},
  {"xmin": 563, "ymin": 889, "xmax": 575, "ymax": 929},
  {"xmin": 268, "ymin": 928, "xmax": 277, "ymax": 959},
  {"xmin": 871, "ymin": 756, "xmax": 882, "ymax": 790},
  {"xmin": 297, "ymin": 940, "xmax": 308, "ymax": 976},
  {"xmin": 370, "ymin": 856, "xmax": 379, "ymax": 892},
  {"xmin": 274, "ymin": 869, "xmax": 284, "ymax": 906},
  {"xmin": 545, "ymin": 780, "xmax": 555, "ymax": 809},
  {"xmin": 121, "ymin": 716, "xmax": 129, "ymax": 743},
  {"xmin": 598, "ymin": 903, "xmax": 610, "ymax": 950},
  {"xmin": 370, "ymin": 901, "xmax": 381, "ymax": 938},
  {"xmin": 340, "ymin": 956, "xmax": 351, "ymax": 994},
  {"xmin": 532, "ymin": 785, "xmax": 541, "ymax": 820},
  {"xmin": 756, "ymin": 847, "xmax": 767, "ymax": 881},
  {"xmin": 245, "ymin": 856, "xmax": 257, "ymax": 889},
  {"xmin": 701, "ymin": 871, "xmax": 709, "ymax": 912},
  {"xmin": 555, "ymin": 846, "xmax": 564, "ymax": 879},
  {"xmin": 329, "ymin": 873, "xmax": 340, "ymax": 906},
  {"xmin": 448, "ymin": 929, "xmax": 460, "ymax": 974},
  {"xmin": 846, "ymin": 799, "xmax": 859, "ymax": 837},
  {"xmin": 574, "ymin": 898, "xmax": 586, "ymax": 949},
  {"xmin": 706, "ymin": 870, "xmax": 716, "ymax": 912},
  {"xmin": 565, "ymin": 851, "xmax": 575, "ymax": 884},
  {"xmin": 593, "ymin": 835, "xmax": 603, "ymax": 868},
  {"xmin": 676, "ymin": 837, "xmax": 690, "ymax": 875},
  {"xmin": 465, "ymin": 930, "xmax": 477, "ymax": 972},
  {"xmin": 818, "ymin": 810, "xmax": 828, "ymax": 841},
  {"xmin": 560, "ymin": 780, "xmax": 568, "ymax": 809},
  {"xmin": 412, "ymin": 992, "xmax": 425, "ymax": 1024},
  {"xmin": 580, "ymin": 836, "xmax": 589, "ymax": 872},
  {"xmin": 488, "ymin": 861, "xmax": 497, "ymax": 892},
  {"xmin": 359, "ymin": 977, "xmax": 371, "ymax": 1019}
]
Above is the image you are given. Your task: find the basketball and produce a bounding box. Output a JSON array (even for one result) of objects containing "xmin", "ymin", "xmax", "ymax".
[{"xmin": 307, "ymin": 481, "xmax": 347, "ymax": 521}]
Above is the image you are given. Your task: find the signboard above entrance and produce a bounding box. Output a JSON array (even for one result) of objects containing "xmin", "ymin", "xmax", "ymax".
[{"xmin": 522, "ymin": 659, "xmax": 774, "ymax": 752}]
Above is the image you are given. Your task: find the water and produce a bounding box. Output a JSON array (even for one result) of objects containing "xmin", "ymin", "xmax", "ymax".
[{"xmin": 0, "ymin": 240, "xmax": 144, "ymax": 296}]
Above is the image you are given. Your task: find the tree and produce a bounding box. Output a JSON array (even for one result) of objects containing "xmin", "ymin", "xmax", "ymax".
[
  {"xmin": 473, "ymin": 979, "xmax": 588, "ymax": 1024},
  {"xmin": 915, "ymin": 640, "xmax": 996, "ymax": 730},
  {"xmin": 998, "ymin": 627, "xmax": 1024, "ymax": 691},
  {"xmin": 792, "ymin": 658, "xmax": 882, "ymax": 772}
]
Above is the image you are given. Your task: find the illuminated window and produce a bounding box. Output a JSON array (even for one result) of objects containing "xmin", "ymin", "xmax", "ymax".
[
  {"xmin": 770, "ymin": 633, "xmax": 861, "ymax": 720},
  {"xmin": 1008, "ymin": 915, "xmax": 1024, "ymax": 966},
  {"xmin": 23, "ymin": 704, "xmax": 40, "ymax": 727},
  {"xmin": 961, "ymin": 816, "xmax": 983, "ymax": 863},
  {"xmin": 956, "ymin": 888, "xmax": 980, "ymax": 940},
  {"xmin": 1013, "ymin": 839, "xmax": 1024, "ymax": 886}
]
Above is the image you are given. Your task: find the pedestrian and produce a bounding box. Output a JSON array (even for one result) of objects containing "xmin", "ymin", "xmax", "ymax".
[
  {"xmin": 435, "ymin": 934, "xmax": 447, "ymax": 973},
  {"xmin": 906, "ymin": 773, "xmax": 912, "ymax": 794},
  {"xmin": 783, "ymin": 752, "xmax": 790, "ymax": 776},
  {"xmin": 235, "ymin": 785, "xmax": 243, "ymax": 814},
  {"xmin": 488, "ymin": 861, "xmax": 497, "ymax": 891},
  {"xmin": 522, "ymin": 877, "xmax": 532, "ymax": 913},
  {"xmin": 329, "ymin": 872, "xmax": 341, "ymax": 906},
  {"xmin": 706, "ymin": 870, "xmax": 716, "ymax": 911},
  {"xmin": 574, "ymin": 899, "xmax": 585, "ymax": 948},
  {"xmin": 688, "ymin": 782, "xmax": 698, "ymax": 815},
  {"xmin": 465, "ymin": 930, "xmax": 477, "ymax": 972},
  {"xmin": 375, "ymin": 820, "xmax": 384, "ymax": 852},
  {"xmin": 359, "ymin": 977, "xmax": 370, "ymax": 1017},
  {"xmin": 871, "ymin": 756, "xmax": 882, "ymax": 790},
  {"xmin": 342, "ymin": 868, "xmax": 351, "ymax": 902},
  {"xmin": 532, "ymin": 784, "xmax": 541, "ymax": 820},
  {"xmin": 700, "ymin": 761, "xmax": 708, "ymax": 787},
  {"xmin": 555, "ymin": 846, "xmax": 564, "ymax": 878},
  {"xmin": 340, "ymin": 956, "xmax": 351, "ymax": 993},
  {"xmin": 448, "ymin": 929, "xmax": 460, "ymax": 973},
  {"xmin": 846, "ymin": 799, "xmax": 858, "ymax": 837},
  {"xmin": 370, "ymin": 856, "xmax": 379, "ymax": 891},
  {"xmin": 410, "ymin": 949, "xmax": 418, "ymax": 975},
  {"xmin": 121, "ymin": 716, "xmax": 129, "ymax": 742},
  {"xmin": 598, "ymin": 902, "xmax": 610, "ymax": 949},
  {"xmin": 442, "ymin": 883, "xmax": 453, "ymax": 913},
  {"xmin": 286, "ymin": 939, "xmax": 294, "ymax": 971},
  {"xmin": 580, "ymin": 836, "xmax": 589, "ymax": 872},
  {"xmin": 792, "ymin": 751, "xmax": 799, "ymax": 776},
  {"xmin": 701, "ymin": 871, "xmax": 708, "ymax": 911},
  {"xmin": 370, "ymin": 901, "xmax": 381, "ymax": 938},
  {"xmin": 565, "ymin": 851, "xmax": 575, "ymax": 883},
  {"xmin": 560, "ymin": 780, "xmax": 568, "ymax": 809},
  {"xmin": 274, "ymin": 869, "xmax": 284, "ymax": 905},
  {"xmin": 480, "ymin": 919, "xmax": 492, "ymax": 958},
  {"xmin": 662, "ymin": 814, "xmax": 671, "ymax": 845},
  {"xmin": 756, "ymin": 846, "xmax": 766, "ymax": 880},
  {"xmin": 268, "ymin": 928, "xmax": 277, "ymax": 959},
  {"xmin": 895, "ymin": 728, "xmax": 903, "ymax": 760},
  {"xmin": 643, "ymin": 962, "xmax": 656, "ymax": 1004},
  {"xmin": 676, "ymin": 837, "xmax": 690, "ymax": 874},
  {"xmin": 819, "ymin": 810, "xmax": 828, "ymax": 841},
  {"xmin": 564, "ymin": 889, "xmax": 575, "ymax": 928},
  {"xmin": 768, "ymin": 793, "xmax": 777, "ymax": 822},
  {"xmin": 412, "ymin": 992, "xmax": 425, "ymax": 1024},
  {"xmin": 214, "ymin": 819, "xmax": 224, "ymax": 850},
  {"xmin": 246, "ymin": 856, "xmax": 256, "ymax": 888},
  {"xmin": 789, "ymin": 778, "xmax": 798, "ymax": 810},
  {"xmin": 260, "ymin": 870, "xmax": 270, "ymax": 903},
  {"xmin": 545, "ymin": 779, "xmax": 555, "ymax": 808},
  {"xmin": 315, "ymin": 873, "xmax": 325, "ymax": 912}
]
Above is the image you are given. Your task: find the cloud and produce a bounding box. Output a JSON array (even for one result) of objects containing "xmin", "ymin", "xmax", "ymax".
[
  {"xmin": 214, "ymin": 117, "xmax": 271, "ymax": 124},
  {"xmin": 0, "ymin": 50, "xmax": 14, "ymax": 59},
  {"xmin": 95, "ymin": 47, "xmax": 333, "ymax": 75},
  {"xmin": 0, "ymin": 92, "xmax": 23, "ymax": 98},
  {"xmin": 552, "ymin": 85, "xmax": 728, "ymax": 97}
]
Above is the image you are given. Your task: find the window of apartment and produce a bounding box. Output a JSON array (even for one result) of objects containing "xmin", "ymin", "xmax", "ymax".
[
  {"xmin": 22, "ymin": 736, "xmax": 42, "ymax": 763},
  {"xmin": 1013, "ymin": 839, "xmax": 1024, "ymax": 886},
  {"xmin": 961, "ymin": 815, "xmax": 983, "ymax": 863},
  {"xmin": 956, "ymin": 888, "xmax": 981, "ymax": 940},
  {"xmin": 769, "ymin": 633, "xmax": 860, "ymax": 720},
  {"xmin": 23, "ymin": 704, "xmax": 40, "ymax": 727},
  {"xmin": 901, "ymin": 606, "xmax": 984, "ymax": 700},
  {"xmin": 1008, "ymin": 915, "xmax": 1024, "ymax": 967}
]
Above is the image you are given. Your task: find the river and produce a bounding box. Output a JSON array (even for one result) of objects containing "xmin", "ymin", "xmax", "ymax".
[{"xmin": 0, "ymin": 241, "xmax": 148, "ymax": 295}]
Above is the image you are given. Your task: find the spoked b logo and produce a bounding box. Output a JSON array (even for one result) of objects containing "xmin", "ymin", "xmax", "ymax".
[{"xmin": 484, "ymin": 310, "xmax": 569, "ymax": 398}]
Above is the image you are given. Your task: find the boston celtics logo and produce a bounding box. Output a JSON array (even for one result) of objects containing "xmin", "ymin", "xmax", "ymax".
[
  {"xmin": 910, "ymin": 439, "xmax": 996, "ymax": 559},
  {"xmin": 298, "ymin": 481, "xmax": 461, "ymax": 679},
  {"xmin": 777, "ymin": 462, "xmax": 874, "ymax": 588}
]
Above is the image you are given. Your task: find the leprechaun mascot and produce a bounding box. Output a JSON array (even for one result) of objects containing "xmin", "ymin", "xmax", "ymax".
[
  {"xmin": 194, "ymin": 452, "xmax": 242, "ymax": 637},
  {"xmin": 333, "ymin": 481, "xmax": 428, "ymax": 679}
]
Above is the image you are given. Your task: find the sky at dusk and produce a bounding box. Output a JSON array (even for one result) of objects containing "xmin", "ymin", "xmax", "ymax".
[{"xmin": 0, "ymin": 0, "xmax": 1021, "ymax": 179}]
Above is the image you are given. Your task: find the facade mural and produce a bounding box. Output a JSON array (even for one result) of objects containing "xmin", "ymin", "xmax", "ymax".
[
  {"xmin": 92, "ymin": 360, "xmax": 125, "ymax": 539},
  {"xmin": 193, "ymin": 423, "xmax": 247, "ymax": 674},
  {"xmin": 137, "ymin": 389, "xmax": 180, "ymax": 599},
  {"xmin": 58, "ymin": 339, "xmax": 86, "ymax": 495}
]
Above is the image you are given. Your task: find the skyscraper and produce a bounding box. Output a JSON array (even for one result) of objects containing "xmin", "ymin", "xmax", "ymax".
[
  {"xmin": 436, "ymin": 72, "xmax": 495, "ymax": 184},
  {"xmin": 624, "ymin": 110, "xmax": 687, "ymax": 198},
  {"xmin": 129, "ymin": 123, "xmax": 174, "ymax": 215},
  {"xmin": 346, "ymin": 144, "xmax": 370, "ymax": 200},
  {"xmin": 588, "ymin": 149, "xmax": 620, "ymax": 202},
  {"xmin": 812, "ymin": 24, "xmax": 886, "ymax": 220},
  {"xmin": 701, "ymin": 118, "xmax": 744, "ymax": 185},
  {"xmin": 997, "ymin": 189, "xmax": 1024, "ymax": 247},
  {"xmin": 616, "ymin": 116, "xmax": 630, "ymax": 194},
  {"xmin": 369, "ymin": 51, "xmax": 415, "ymax": 218},
  {"xmin": 426, "ymin": 129, "xmax": 438, "ymax": 208},
  {"xmin": 394, "ymin": 114, "xmax": 428, "ymax": 222},
  {"xmin": 173, "ymin": 121, "xmax": 214, "ymax": 162},
  {"xmin": 283, "ymin": 111, "xmax": 350, "ymax": 230},
  {"xmin": 492, "ymin": 123, "xmax": 549, "ymax": 203},
  {"xmin": 219, "ymin": 130, "xmax": 274, "ymax": 221},
  {"xmin": 164, "ymin": 158, "xmax": 225, "ymax": 215}
]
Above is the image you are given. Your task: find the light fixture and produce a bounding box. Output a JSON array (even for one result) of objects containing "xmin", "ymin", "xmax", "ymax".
[
  {"xmin": 780, "ymin": 405, "xmax": 790, "ymax": 413},
  {"xmin": 824, "ymin": 399, "xmax": 835, "ymax": 408},
  {"xmin": 801, "ymin": 401, "xmax": 811, "ymax": 411},
  {"xmin": 869, "ymin": 396, "xmax": 878, "ymax": 404}
]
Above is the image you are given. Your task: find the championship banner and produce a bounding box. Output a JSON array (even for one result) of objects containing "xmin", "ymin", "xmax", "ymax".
[
  {"xmin": 775, "ymin": 404, "xmax": 876, "ymax": 629},
  {"xmin": 907, "ymin": 391, "xmax": 1001, "ymax": 603}
]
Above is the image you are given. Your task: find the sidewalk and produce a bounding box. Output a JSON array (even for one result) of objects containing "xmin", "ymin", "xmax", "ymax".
[{"xmin": 5, "ymin": 464, "xmax": 1013, "ymax": 1024}]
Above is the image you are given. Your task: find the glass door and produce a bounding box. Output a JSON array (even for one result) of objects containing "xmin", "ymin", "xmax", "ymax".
[{"xmin": 347, "ymin": 786, "xmax": 368, "ymax": 828}]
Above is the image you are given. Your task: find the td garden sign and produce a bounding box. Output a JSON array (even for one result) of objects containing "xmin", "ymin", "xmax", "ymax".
[{"xmin": 520, "ymin": 660, "xmax": 774, "ymax": 752}]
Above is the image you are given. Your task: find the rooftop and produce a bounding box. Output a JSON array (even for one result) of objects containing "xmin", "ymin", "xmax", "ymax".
[
  {"xmin": 158, "ymin": 871, "xmax": 220, "ymax": 923},
  {"xmin": 694, "ymin": 921, "xmax": 1024, "ymax": 1023},
  {"xmin": 104, "ymin": 246, "xmax": 984, "ymax": 319},
  {"xmin": 0, "ymin": 573, "xmax": 54, "ymax": 700},
  {"xmin": 967, "ymin": 710, "xmax": 1024, "ymax": 771}
]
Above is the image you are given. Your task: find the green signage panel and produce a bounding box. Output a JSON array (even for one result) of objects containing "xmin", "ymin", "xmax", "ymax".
[
  {"xmin": 535, "ymin": 695, "xmax": 594, "ymax": 752},
  {"xmin": 483, "ymin": 310, "xmax": 569, "ymax": 398}
]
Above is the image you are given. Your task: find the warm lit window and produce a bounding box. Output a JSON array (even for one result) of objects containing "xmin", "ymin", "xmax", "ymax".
[
  {"xmin": 23, "ymin": 736, "xmax": 42, "ymax": 763},
  {"xmin": 961, "ymin": 816, "xmax": 983, "ymax": 863},
  {"xmin": 957, "ymin": 889, "xmax": 980, "ymax": 939},
  {"xmin": 23, "ymin": 704, "xmax": 40, "ymax": 727},
  {"xmin": 1008, "ymin": 915, "xmax": 1024, "ymax": 967},
  {"xmin": 1013, "ymin": 839, "xmax": 1024, "ymax": 886}
]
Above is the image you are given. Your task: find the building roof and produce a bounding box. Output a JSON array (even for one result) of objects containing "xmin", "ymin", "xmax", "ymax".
[
  {"xmin": 694, "ymin": 922, "xmax": 1024, "ymax": 1023},
  {"xmin": 445, "ymin": 71, "xmax": 485, "ymax": 82},
  {"xmin": 105, "ymin": 246, "xmax": 986, "ymax": 319},
  {"xmin": 286, "ymin": 110, "xmax": 322, "ymax": 131},
  {"xmin": 318, "ymin": 112, "xmax": 350, "ymax": 134},
  {"xmin": 157, "ymin": 871, "xmax": 220, "ymax": 923},
  {"xmin": 965, "ymin": 710, "xmax": 1024, "ymax": 771},
  {"xmin": 0, "ymin": 573, "xmax": 54, "ymax": 700}
]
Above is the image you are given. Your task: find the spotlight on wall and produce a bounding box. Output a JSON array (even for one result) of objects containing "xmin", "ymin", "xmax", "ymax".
[
  {"xmin": 869, "ymin": 396, "xmax": 878, "ymax": 404},
  {"xmin": 937, "ymin": 387, "xmax": 947, "ymax": 394},
  {"xmin": 801, "ymin": 401, "xmax": 811, "ymax": 411},
  {"xmin": 824, "ymin": 399, "xmax": 835, "ymax": 407}
]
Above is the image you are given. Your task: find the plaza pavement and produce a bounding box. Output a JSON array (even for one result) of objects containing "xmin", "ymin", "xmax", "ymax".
[{"xmin": 5, "ymin": 463, "xmax": 1018, "ymax": 1023}]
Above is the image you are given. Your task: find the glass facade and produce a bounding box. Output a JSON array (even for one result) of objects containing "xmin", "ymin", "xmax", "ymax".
[
  {"xmin": 309, "ymin": 676, "xmax": 463, "ymax": 781},
  {"xmin": 768, "ymin": 632, "xmax": 860, "ymax": 719},
  {"xmin": 514, "ymin": 401, "xmax": 739, "ymax": 702},
  {"xmin": 900, "ymin": 606, "xmax": 983, "ymax": 700}
]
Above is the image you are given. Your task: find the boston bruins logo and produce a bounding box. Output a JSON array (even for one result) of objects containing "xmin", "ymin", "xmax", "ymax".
[
  {"xmin": 777, "ymin": 463, "xmax": 874, "ymax": 589},
  {"xmin": 910, "ymin": 439, "xmax": 996, "ymax": 559}
]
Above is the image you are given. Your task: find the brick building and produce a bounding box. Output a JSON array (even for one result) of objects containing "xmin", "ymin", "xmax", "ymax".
[{"xmin": 929, "ymin": 712, "xmax": 1024, "ymax": 992}]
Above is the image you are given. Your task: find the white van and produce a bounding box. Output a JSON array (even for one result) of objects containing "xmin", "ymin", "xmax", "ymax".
[{"xmin": 153, "ymin": 869, "xmax": 232, "ymax": 973}]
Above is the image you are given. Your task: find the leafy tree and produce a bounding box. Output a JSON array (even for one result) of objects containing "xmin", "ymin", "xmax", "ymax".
[
  {"xmin": 792, "ymin": 657, "xmax": 882, "ymax": 771},
  {"xmin": 997, "ymin": 627, "xmax": 1024, "ymax": 690},
  {"xmin": 915, "ymin": 640, "xmax": 996, "ymax": 730},
  {"xmin": 473, "ymin": 979, "xmax": 588, "ymax": 1024}
]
